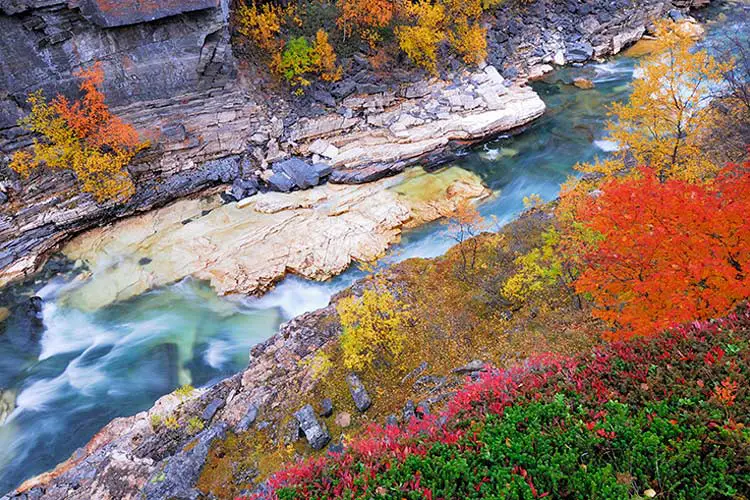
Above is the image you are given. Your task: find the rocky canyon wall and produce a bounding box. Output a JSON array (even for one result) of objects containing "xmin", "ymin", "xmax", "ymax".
[{"xmin": 1, "ymin": 0, "xmax": 689, "ymax": 287}]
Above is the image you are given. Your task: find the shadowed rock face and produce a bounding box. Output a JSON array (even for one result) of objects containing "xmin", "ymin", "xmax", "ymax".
[
  {"xmin": 0, "ymin": 0, "xmax": 234, "ymax": 134},
  {"xmin": 75, "ymin": 0, "xmax": 221, "ymax": 27}
]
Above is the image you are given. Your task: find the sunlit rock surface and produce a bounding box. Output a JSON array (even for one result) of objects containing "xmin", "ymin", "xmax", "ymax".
[{"xmin": 61, "ymin": 167, "xmax": 490, "ymax": 310}]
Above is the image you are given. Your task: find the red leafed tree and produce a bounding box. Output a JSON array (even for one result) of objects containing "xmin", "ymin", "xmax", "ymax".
[{"xmin": 570, "ymin": 163, "xmax": 750, "ymax": 339}]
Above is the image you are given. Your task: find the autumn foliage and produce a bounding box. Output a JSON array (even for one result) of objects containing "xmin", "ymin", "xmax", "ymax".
[
  {"xmin": 337, "ymin": 289, "xmax": 410, "ymax": 371},
  {"xmin": 337, "ymin": 0, "xmax": 393, "ymax": 39},
  {"xmin": 568, "ymin": 164, "xmax": 750, "ymax": 339},
  {"xmin": 247, "ymin": 311, "xmax": 750, "ymax": 499},
  {"xmin": 579, "ymin": 20, "xmax": 732, "ymax": 181},
  {"xmin": 235, "ymin": 0, "xmax": 492, "ymax": 84},
  {"xmin": 10, "ymin": 63, "xmax": 148, "ymax": 202}
]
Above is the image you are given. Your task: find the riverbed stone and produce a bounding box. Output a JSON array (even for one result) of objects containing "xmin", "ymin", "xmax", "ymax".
[
  {"xmin": 566, "ymin": 41, "xmax": 594, "ymax": 62},
  {"xmin": 346, "ymin": 373, "xmax": 372, "ymax": 412},
  {"xmin": 294, "ymin": 404, "xmax": 331, "ymax": 450}
]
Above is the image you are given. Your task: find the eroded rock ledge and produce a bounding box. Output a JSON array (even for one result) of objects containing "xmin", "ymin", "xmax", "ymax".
[{"xmin": 58, "ymin": 166, "xmax": 490, "ymax": 310}]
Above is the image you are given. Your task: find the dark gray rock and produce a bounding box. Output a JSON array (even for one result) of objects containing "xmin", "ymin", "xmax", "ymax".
[
  {"xmin": 385, "ymin": 414, "xmax": 398, "ymax": 427},
  {"xmin": 453, "ymin": 359, "xmax": 485, "ymax": 374},
  {"xmin": 266, "ymin": 172, "xmax": 296, "ymax": 193},
  {"xmin": 416, "ymin": 400, "xmax": 431, "ymax": 416},
  {"xmin": 76, "ymin": 0, "xmax": 221, "ymax": 28},
  {"xmin": 346, "ymin": 373, "xmax": 372, "ymax": 412},
  {"xmin": 403, "ymin": 400, "xmax": 416, "ymax": 421},
  {"xmin": 319, "ymin": 398, "xmax": 333, "ymax": 418},
  {"xmin": 312, "ymin": 163, "xmax": 333, "ymax": 179},
  {"xmin": 235, "ymin": 403, "xmax": 259, "ymax": 432},
  {"xmin": 327, "ymin": 440, "xmax": 345, "ymax": 454},
  {"xmin": 3, "ymin": 296, "xmax": 44, "ymax": 352},
  {"xmin": 668, "ymin": 8, "xmax": 685, "ymax": 20},
  {"xmin": 0, "ymin": 191, "xmax": 7, "ymax": 205},
  {"xmin": 312, "ymin": 89, "xmax": 336, "ymax": 108},
  {"xmin": 142, "ymin": 422, "xmax": 228, "ymax": 500},
  {"xmin": 230, "ymin": 177, "xmax": 259, "ymax": 201},
  {"xmin": 331, "ymin": 80, "xmax": 357, "ymax": 99},
  {"xmin": 1, "ymin": 0, "xmax": 234, "ymax": 132},
  {"xmin": 273, "ymin": 158, "xmax": 319, "ymax": 189},
  {"xmin": 566, "ymin": 41, "xmax": 594, "ymax": 63},
  {"xmin": 294, "ymin": 404, "xmax": 330, "ymax": 450},
  {"xmin": 201, "ymin": 398, "xmax": 225, "ymax": 423}
]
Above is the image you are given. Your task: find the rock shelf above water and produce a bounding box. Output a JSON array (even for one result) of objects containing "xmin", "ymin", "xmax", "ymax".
[{"xmin": 60, "ymin": 166, "xmax": 491, "ymax": 311}]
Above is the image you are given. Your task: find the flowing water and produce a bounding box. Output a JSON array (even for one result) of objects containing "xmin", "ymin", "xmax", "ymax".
[{"xmin": 0, "ymin": 5, "xmax": 743, "ymax": 493}]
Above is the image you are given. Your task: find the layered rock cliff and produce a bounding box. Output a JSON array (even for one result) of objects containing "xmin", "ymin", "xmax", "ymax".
[{"xmin": 1, "ymin": 0, "xmax": 683, "ymax": 291}]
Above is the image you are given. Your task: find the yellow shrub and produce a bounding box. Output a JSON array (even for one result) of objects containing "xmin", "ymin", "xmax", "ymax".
[
  {"xmin": 236, "ymin": 2, "xmax": 284, "ymax": 54},
  {"xmin": 396, "ymin": 0, "xmax": 446, "ymax": 74},
  {"xmin": 449, "ymin": 21, "xmax": 487, "ymax": 65},
  {"xmin": 502, "ymin": 229, "xmax": 562, "ymax": 303},
  {"xmin": 312, "ymin": 29, "xmax": 343, "ymax": 82},
  {"xmin": 337, "ymin": 289, "xmax": 410, "ymax": 371}
]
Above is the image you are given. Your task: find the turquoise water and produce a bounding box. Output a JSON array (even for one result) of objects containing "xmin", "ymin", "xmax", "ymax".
[{"xmin": 0, "ymin": 4, "xmax": 742, "ymax": 493}]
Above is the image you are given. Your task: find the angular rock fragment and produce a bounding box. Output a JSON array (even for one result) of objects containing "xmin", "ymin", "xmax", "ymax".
[
  {"xmin": 346, "ymin": 373, "xmax": 372, "ymax": 412},
  {"xmin": 294, "ymin": 404, "xmax": 330, "ymax": 450}
]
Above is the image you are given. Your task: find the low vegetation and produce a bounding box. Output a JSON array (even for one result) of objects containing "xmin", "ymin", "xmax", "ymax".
[
  {"xmin": 233, "ymin": 0, "xmax": 499, "ymax": 86},
  {"xmin": 250, "ymin": 310, "xmax": 750, "ymax": 499},
  {"xmin": 9, "ymin": 63, "xmax": 148, "ymax": 202}
]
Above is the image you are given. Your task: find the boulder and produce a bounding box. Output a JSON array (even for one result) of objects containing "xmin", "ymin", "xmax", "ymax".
[
  {"xmin": 266, "ymin": 172, "xmax": 295, "ymax": 193},
  {"xmin": 294, "ymin": 404, "xmax": 330, "ymax": 450},
  {"xmin": 273, "ymin": 158, "xmax": 320, "ymax": 190},
  {"xmin": 230, "ymin": 177, "xmax": 259, "ymax": 201},
  {"xmin": 4, "ymin": 296, "xmax": 44, "ymax": 350},
  {"xmin": 566, "ymin": 41, "xmax": 594, "ymax": 63},
  {"xmin": 334, "ymin": 411, "xmax": 351, "ymax": 428},
  {"xmin": 346, "ymin": 373, "xmax": 372, "ymax": 412}
]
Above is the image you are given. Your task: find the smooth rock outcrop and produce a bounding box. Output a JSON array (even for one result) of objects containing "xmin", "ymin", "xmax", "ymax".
[{"xmin": 58, "ymin": 166, "xmax": 490, "ymax": 310}]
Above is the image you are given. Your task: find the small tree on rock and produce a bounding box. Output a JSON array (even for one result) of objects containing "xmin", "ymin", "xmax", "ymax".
[{"xmin": 10, "ymin": 63, "xmax": 148, "ymax": 202}]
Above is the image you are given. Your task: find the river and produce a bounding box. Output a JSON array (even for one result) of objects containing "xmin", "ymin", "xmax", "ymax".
[{"xmin": 0, "ymin": 3, "xmax": 742, "ymax": 493}]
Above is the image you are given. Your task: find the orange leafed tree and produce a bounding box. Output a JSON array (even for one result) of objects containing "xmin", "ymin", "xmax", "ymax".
[
  {"xmin": 337, "ymin": 0, "xmax": 393, "ymax": 38},
  {"xmin": 569, "ymin": 164, "xmax": 750, "ymax": 339},
  {"xmin": 10, "ymin": 62, "xmax": 148, "ymax": 202}
]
